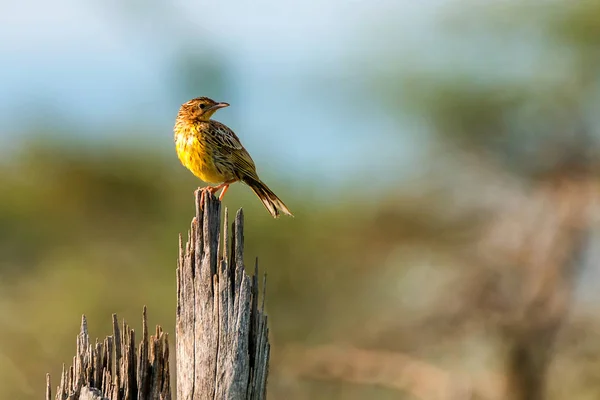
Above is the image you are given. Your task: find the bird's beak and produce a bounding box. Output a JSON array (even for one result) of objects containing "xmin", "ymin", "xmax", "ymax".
[{"xmin": 208, "ymin": 102, "xmax": 230, "ymax": 111}]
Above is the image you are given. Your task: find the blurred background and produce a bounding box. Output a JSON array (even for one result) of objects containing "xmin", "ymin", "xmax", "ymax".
[{"xmin": 2, "ymin": 0, "xmax": 600, "ymax": 399}]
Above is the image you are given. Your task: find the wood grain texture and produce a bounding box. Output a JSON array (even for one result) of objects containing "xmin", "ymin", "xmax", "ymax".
[
  {"xmin": 176, "ymin": 190, "xmax": 270, "ymax": 400},
  {"xmin": 48, "ymin": 308, "xmax": 170, "ymax": 400}
]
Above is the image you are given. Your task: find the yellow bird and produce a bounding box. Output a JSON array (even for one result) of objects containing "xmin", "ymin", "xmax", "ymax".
[{"xmin": 174, "ymin": 96, "xmax": 293, "ymax": 218}]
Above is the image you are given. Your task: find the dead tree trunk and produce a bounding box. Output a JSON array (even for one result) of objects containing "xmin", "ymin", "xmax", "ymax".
[
  {"xmin": 47, "ymin": 192, "xmax": 270, "ymax": 400},
  {"xmin": 176, "ymin": 191, "xmax": 270, "ymax": 400}
]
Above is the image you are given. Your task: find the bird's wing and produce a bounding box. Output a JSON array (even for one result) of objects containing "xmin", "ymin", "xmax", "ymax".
[{"xmin": 210, "ymin": 121, "xmax": 258, "ymax": 179}]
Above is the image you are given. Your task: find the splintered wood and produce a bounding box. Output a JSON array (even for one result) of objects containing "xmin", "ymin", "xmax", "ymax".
[
  {"xmin": 47, "ymin": 307, "xmax": 170, "ymax": 400},
  {"xmin": 46, "ymin": 192, "xmax": 269, "ymax": 400},
  {"xmin": 176, "ymin": 190, "xmax": 270, "ymax": 400}
]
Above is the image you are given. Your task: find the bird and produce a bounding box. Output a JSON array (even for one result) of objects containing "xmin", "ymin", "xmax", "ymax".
[{"xmin": 174, "ymin": 96, "xmax": 293, "ymax": 218}]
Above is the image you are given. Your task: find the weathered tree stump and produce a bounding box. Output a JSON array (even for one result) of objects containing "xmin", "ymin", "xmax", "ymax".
[
  {"xmin": 47, "ymin": 191, "xmax": 270, "ymax": 400},
  {"xmin": 47, "ymin": 308, "xmax": 170, "ymax": 400},
  {"xmin": 176, "ymin": 190, "xmax": 270, "ymax": 400}
]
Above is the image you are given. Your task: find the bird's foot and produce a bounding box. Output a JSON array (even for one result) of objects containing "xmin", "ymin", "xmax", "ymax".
[
  {"xmin": 195, "ymin": 186, "xmax": 218, "ymax": 210},
  {"xmin": 195, "ymin": 181, "xmax": 236, "ymax": 209}
]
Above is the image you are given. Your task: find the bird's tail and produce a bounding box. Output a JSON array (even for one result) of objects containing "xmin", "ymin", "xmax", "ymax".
[{"xmin": 243, "ymin": 177, "xmax": 293, "ymax": 218}]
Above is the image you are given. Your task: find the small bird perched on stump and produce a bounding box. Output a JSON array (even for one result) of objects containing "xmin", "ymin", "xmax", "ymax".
[{"xmin": 174, "ymin": 96, "xmax": 293, "ymax": 218}]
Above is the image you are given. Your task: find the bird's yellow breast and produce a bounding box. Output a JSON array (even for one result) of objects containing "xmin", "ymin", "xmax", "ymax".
[{"xmin": 174, "ymin": 125, "xmax": 227, "ymax": 184}]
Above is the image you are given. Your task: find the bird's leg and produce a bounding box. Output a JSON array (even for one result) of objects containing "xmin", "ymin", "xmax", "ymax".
[
  {"xmin": 218, "ymin": 184, "xmax": 230, "ymax": 201},
  {"xmin": 212, "ymin": 180, "xmax": 237, "ymax": 201}
]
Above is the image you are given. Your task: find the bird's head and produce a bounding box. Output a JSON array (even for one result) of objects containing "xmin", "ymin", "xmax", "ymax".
[{"xmin": 177, "ymin": 97, "xmax": 230, "ymax": 122}]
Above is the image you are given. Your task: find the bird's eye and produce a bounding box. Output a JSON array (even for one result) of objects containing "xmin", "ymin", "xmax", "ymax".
[{"xmin": 198, "ymin": 104, "xmax": 206, "ymax": 110}]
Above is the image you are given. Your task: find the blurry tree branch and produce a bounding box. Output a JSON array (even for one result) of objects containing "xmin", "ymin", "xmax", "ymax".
[
  {"xmin": 483, "ymin": 174, "xmax": 596, "ymax": 400},
  {"xmin": 280, "ymin": 344, "xmax": 502, "ymax": 400},
  {"xmin": 276, "ymin": 171, "xmax": 596, "ymax": 400}
]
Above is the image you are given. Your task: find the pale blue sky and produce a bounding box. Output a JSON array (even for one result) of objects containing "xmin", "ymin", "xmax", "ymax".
[{"xmin": 0, "ymin": 0, "xmax": 449, "ymax": 184}]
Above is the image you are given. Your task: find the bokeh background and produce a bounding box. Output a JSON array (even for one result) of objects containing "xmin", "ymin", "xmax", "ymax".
[{"xmin": 2, "ymin": 1, "xmax": 600, "ymax": 399}]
